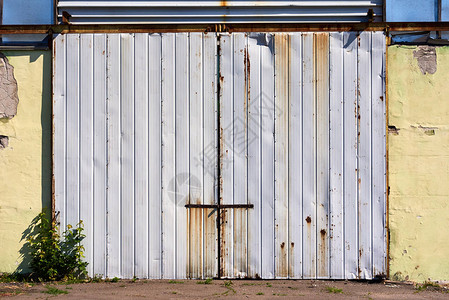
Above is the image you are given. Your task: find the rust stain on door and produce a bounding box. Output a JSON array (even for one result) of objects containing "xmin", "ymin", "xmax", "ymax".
[
  {"xmin": 204, "ymin": 208, "xmax": 218, "ymax": 278},
  {"xmin": 274, "ymin": 33, "xmax": 289, "ymax": 278},
  {"xmin": 188, "ymin": 207, "xmax": 203, "ymax": 278},
  {"xmin": 233, "ymin": 208, "xmax": 248, "ymax": 278},
  {"xmin": 315, "ymin": 32, "xmax": 330, "ymax": 279}
]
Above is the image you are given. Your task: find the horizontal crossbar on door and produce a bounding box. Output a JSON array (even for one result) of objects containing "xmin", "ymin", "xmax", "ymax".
[{"xmin": 185, "ymin": 204, "xmax": 254, "ymax": 209}]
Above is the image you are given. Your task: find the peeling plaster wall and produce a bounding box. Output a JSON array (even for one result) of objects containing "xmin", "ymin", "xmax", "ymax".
[
  {"xmin": 0, "ymin": 51, "xmax": 51, "ymax": 273},
  {"xmin": 388, "ymin": 45, "xmax": 449, "ymax": 282}
]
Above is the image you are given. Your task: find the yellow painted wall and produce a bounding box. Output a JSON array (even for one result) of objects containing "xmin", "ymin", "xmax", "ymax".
[
  {"xmin": 388, "ymin": 45, "xmax": 449, "ymax": 282},
  {"xmin": 0, "ymin": 51, "xmax": 51, "ymax": 273}
]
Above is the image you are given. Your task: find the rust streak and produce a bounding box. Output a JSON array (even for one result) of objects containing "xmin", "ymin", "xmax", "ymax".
[
  {"xmin": 220, "ymin": 209, "xmax": 227, "ymax": 277},
  {"xmin": 244, "ymin": 45, "xmax": 250, "ymax": 130},
  {"xmin": 204, "ymin": 207, "xmax": 217, "ymax": 278},
  {"xmin": 319, "ymin": 228, "xmax": 327, "ymax": 277},
  {"xmin": 188, "ymin": 207, "xmax": 203, "ymax": 278}
]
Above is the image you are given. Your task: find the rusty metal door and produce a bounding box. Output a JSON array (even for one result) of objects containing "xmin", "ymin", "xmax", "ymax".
[
  {"xmin": 214, "ymin": 32, "xmax": 387, "ymax": 279},
  {"xmin": 53, "ymin": 32, "xmax": 386, "ymax": 280}
]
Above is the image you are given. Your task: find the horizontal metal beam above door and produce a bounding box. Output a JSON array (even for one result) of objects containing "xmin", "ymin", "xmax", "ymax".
[{"xmin": 3, "ymin": 22, "xmax": 449, "ymax": 34}]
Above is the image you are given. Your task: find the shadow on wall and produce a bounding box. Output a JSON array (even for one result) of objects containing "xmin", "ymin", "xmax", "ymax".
[
  {"xmin": 16, "ymin": 214, "xmax": 41, "ymax": 275},
  {"xmin": 0, "ymin": 51, "xmax": 52, "ymax": 274}
]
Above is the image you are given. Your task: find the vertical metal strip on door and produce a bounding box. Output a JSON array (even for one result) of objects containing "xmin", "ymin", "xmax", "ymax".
[
  {"xmin": 218, "ymin": 32, "xmax": 386, "ymax": 279},
  {"xmin": 53, "ymin": 32, "xmax": 218, "ymax": 279}
]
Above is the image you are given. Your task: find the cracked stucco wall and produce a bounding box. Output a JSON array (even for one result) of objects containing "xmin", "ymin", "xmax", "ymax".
[
  {"xmin": 388, "ymin": 45, "xmax": 449, "ymax": 282},
  {"xmin": 0, "ymin": 51, "xmax": 51, "ymax": 273}
]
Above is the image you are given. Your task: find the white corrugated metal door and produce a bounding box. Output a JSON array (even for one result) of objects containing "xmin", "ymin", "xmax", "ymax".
[{"xmin": 53, "ymin": 32, "xmax": 386, "ymax": 280}]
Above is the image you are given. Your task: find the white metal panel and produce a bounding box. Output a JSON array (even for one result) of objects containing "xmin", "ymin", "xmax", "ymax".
[
  {"xmin": 175, "ymin": 33, "xmax": 189, "ymax": 279},
  {"xmin": 66, "ymin": 34, "xmax": 80, "ymax": 230},
  {"xmin": 235, "ymin": 32, "xmax": 249, "ymax": 279},
  {"xmin": 260, "ymin": 35, "xmax": 276, "ymax": 279},
  {"xmin": 106, "ymin": 33, "xmax": 121, "ymax": 278},
  {"xmin": 343, "ymin": 31, "xmax": 359, "ymax": 279},
  {"xmin": 148, "ymin": 33, "xmax": 163, "ymax": 279},
  {"xmin": 302, "ymin": 32, "xmax": 316, "ymax": 279},
  {"xmin": 79, "ymin": 34, "xmax": 94, "ymax": 276},
  {"xmin": 247, "ymin": 33, "xmax": 262, "ymax": 279},
  {"xmin": 274, "ymin": 33, "xmax": 289, "ymax": 279},
  {"xmin": 120, "ymin": 33, "xmax": 135, "ymax": 279},
  {"xmin": 54, "ymin": 31, "xmax": 386, "ymax": 279},
  {"xmin": 358, "ymin": 31, "xmax": 372, "ymax": 279},
  {"xmin": 315, "ymin": 32, "xmax": 330, "ymax": 279},
  {"xmin": 371, "ymin": 31, "xmax": 387, "ymax": 278},
  {"xmin": 53, "ymin": 33, "xmax": 66, "ymax": 235},
  {"xmin": 134, "ymin": 33, "xmax": 149, "ymax": 278},
  {"xmin": 161, "ymin": 33, "xmax": 176, "ymax": 279},
  {"xmin": 288, "ymin": 32, "xmax": 303, "ymax": 279},
  {"xmin": 92, "ymin": 33, "xmax": 107, "ymax": 277},
  {"xmin": 188, "ymin": 32, "xmax": 204, "ymax": 279},
  {"xmin": 57, "ymin": 1, "xmax": 383, "ymax": 24},
  {"xmin": 329, "ymin": 32, "xmax": 344, "ymax": 279}
]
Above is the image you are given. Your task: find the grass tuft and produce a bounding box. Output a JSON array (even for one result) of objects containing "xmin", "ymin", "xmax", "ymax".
[
  {"xmin": 415, "ymin": 281, "xmax": 441, "ymax": 292},
  {"xmin": 169, "ymin": 280, "xmax": 184, "ymax": 284},
  {"xmin": 108, "ymin": 277, "xmax": 120, "ymax": 283},
  {"xmin": 197, "ymin": 278, "xmax": 213, "ymax": 284},
  {"xmin": 326, "ymin": 286, "xmax": 343, "ymax": 294},
  {"xmin": 42, "ymin": 285, "xmax": 69, "ymax": 295}
]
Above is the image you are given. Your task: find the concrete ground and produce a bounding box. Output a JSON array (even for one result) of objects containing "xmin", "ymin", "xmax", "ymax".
[{"xmin": 1, "ymin": 279, "xmax": 448, "ymax": 299}]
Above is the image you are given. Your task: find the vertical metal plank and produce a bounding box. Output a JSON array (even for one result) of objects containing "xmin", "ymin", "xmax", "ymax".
[
  {"xmin": 302, "ymin": 33, "xmax": 316, "ymax": 279},
  {"xmin": 189, "ymin": 32, "xmax": 203, "ymax": 279},
  {"xmin": 134, "ymin": 33, "xmax": 149, "ymax": 278},
  {"xmin": 260, "ymin": 33, "xmax": 275, "ymax": 279},
  {"xmin": 148, "ymin": 33, "xmax": 162, "ymax": 279},
  {"xmin": 202, "ymin": 32, "xmax": 218, "ymax": 279},
  {"xmin": 53, "ymin": 34, "xmax": 66, "ymax": 234},
  {"xmin": 274, "ymin": 33, "xmax": 289, "ymax": 279},
  {"xmin": 219, "ymin": 33, "xmax": 234, "ymax": 278},
  {"xmin": 90, "ymin": 34, "xmax": 107, "ymax": 277},
  {"xmin": 358, "ymin": 31, "xmax": 372, "ymax": 279},
  {"xmin": 161, "ymin": 33, "xmax": 176, "ymax": 279},
  {"xmin": 371, "ymin": 32, "xmax": 386, "ymax": 278},
  {"xmin": 329, "ymin": 32, "xmax": 344, "ymax": 279},
  {"xmin": 120, "ymin": 33, "xmax": 135, "ymax": 279},
  {"xmin": 315, "ymin": 33, "xmax": 330, "ymax": 279},
  {"xmin": 247, "ymin": 33, "xmax": 261, "ymax": 279},
  {"xmin": 106, "ymin": 33, "xmax": 121, "ymax": 278},
  {"xmin": 343, "ymin": 32, "xmax": 359, "ymax": 279},
  {"xmin": 92, "ymin": 33, "xmax": 107, "ymax": 278},
  {"xmin": 233, "ymin": 32, "xmax": 248, "ymax": 278},
  {"xmin": 66, "ymin": 34, "xmax": 80, "ymax": 230},
  {"xmin": 288, "ymin": 32, "xmax": 303, "ymax": 279},
  {"xmin": 175, "ymin": 33, "xmax": 189, "ymax": 279},
  {"xmin": 79, "ymin": 34, "xmax": 94, "ymax": 276}
]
